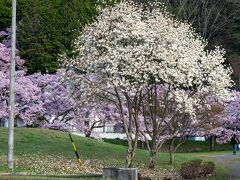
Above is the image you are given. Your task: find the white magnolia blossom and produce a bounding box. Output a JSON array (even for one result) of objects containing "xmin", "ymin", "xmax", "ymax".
[
  {"xmin": 170, "ymin": 90, "xmax": 200, "ymax": 118},
  {"xmin": 62, "ymin": 1, "xmax": 233, "ymax": 117}
]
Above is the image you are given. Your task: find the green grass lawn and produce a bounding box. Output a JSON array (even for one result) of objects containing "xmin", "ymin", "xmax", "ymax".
[{"xmin": 0, "ymin": 128, "xmax": 229, "ymax": 179}]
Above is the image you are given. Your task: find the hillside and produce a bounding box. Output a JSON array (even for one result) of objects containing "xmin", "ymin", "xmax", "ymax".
[
  {"xmin": 0, "ymin": 128, "xmax": 129, "ymax": 174},
  {"xmin": 0, "ymin": 128, "xmax": 228, "ymax": 179}
]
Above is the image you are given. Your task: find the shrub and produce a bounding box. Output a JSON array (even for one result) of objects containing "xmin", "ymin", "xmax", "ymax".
[
  {"xmin": 200, "ymin": 161, "xmax": 215, "ymax": 177},
  {"xmin": 104, "ymin": 138, "xmax": 231, "ymax": 152},
  {"xmin": 138, "ymin": 173, "xmax": 151, "ymax": 180},
  {"xmin": 180, "ymin": 159, "xmax": 203, "ymax": 179},
  {"xmin": 179, "ymin": 160, "xmax": 215, "ymax": 179}
]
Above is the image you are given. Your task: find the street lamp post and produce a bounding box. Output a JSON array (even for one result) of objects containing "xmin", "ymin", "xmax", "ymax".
[{"xmin": 8, "ymin": 0, "xmax": 17, "ymax": 170}]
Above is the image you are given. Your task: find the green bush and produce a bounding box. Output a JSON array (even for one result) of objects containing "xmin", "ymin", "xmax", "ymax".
[
  {"xmin": 179, "ymin": 160, "xmax": 215, "ymax": 179},
  {"xmin": 103, "ymin": 138, "xmax": 231, "ymax": 152},
  {"xmin": 162, "ymin": 139, "xmax": 231, "ymax": 152},
  {"xmin": 103, "ymin": 138, "xmax": 129, "ymax": 146}
]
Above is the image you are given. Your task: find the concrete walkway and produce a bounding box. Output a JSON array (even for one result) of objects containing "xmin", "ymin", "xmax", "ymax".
[{"xmin": 209, "ymin": 153, "xmax": 240, "ymax": 180}]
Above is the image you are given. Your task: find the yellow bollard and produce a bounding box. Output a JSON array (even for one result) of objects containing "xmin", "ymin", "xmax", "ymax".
[{"xmin": 69, "ymin": 133, "xmax": 83, "ymax": 166}]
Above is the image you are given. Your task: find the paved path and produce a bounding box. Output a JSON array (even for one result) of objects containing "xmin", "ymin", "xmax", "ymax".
[{"xmin": 209, "ymin": 153, "xmax": 240, "ymax": 180}]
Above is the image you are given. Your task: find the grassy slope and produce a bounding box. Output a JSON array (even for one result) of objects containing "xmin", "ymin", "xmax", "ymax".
[{"xmin": 0, "ymin": 128, "xmax": 228, "ymax": 179}]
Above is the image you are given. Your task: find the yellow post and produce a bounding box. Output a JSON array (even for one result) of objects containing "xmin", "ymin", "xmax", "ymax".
[{"xmin": 69, "ymin": 133, "xmax": 83, "ymax": 166}]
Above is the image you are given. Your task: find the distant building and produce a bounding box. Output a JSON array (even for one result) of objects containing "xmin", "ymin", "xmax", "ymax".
[
  {"xmin": 91, "ymin": 122, "xmax": 124, "ymax": 134},
  {"xmin": 0, "ymin": 118, "xmax": 26, "ymax": 128},
  {"xmin": 187, "ymin": 136, "xmax": 206, "ymax": 141}
]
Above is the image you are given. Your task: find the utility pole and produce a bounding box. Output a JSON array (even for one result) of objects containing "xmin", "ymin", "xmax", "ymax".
[
  {"xmin": 8, "ymin": 0, "xmax": 16, "ymax": 170},
  {"xmin": 239, "ymin": 66, "xmax": 240, "ymax": 87}
]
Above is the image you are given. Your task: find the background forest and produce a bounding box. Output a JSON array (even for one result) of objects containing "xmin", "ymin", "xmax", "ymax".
[{"xmin": 0, "ymin": 0, "xmax": 240, "ymax": 84}]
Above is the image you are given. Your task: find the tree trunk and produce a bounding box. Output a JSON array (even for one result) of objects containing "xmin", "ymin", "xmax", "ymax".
[
  {"xmin": 169, "ymin": 139, "xmax": 175, "ymax": 164},
  {"xmin": 149, "ymin": 151, "xmax": 156, "ymax": 169},
  {"xmin": 169, "ymin": 145, "xmax": 174, "ymax": 164},
  {"xmin": 141, "ymin": 141, "xmax": 145, "ymax": 149},
  {"xmin": 126, "ymin": 139, "xmax": 134, "ymax": 168},
  {"xmin": 85, "ymin": 131, "xmax": 91, "ymax": 138},
  {"xmin": 210, "ymin": 136, "xmax": 215, "ymax": 151}
]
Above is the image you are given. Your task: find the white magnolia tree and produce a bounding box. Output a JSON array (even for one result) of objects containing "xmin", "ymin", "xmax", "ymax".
[{"xmin": 62, "ymin": 1, "xmax": 233, "ymax": 167}]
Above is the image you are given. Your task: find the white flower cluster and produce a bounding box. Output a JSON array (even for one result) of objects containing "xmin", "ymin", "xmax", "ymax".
[
  {"xmin": 169, "ymin": 90, "xmax": 200, "ymax": 118},
  {"xmin": 62, "ymin": 1, "xmax": 233, "ymax": 116}
]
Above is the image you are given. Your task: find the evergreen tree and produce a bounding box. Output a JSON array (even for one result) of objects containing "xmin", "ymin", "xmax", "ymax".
[
  {"xmin": 0, "ymin": 0, "xmax": 11, "ymax": 30},
  {"xmin": 17, "ymin": 0, "xmax": 99, "ymax": 74}
]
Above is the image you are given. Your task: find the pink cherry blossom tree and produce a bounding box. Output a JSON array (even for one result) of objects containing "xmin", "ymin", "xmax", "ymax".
[
  {"xmin": 165, "ymin": 102, "xmax": 224, "ymax": 164},
  {"xmin": 139, "ymin": 86, "xmax": 227, "ymax": 167},
  {"xmin": 0, "ymin": 43, "xmax": 43, "ymax": 126},
  {"xmin": 210, "ymin": 91, "xmax": 240, "ymax": 144},
  {"xmin": 30, "ymin": 71, "xmax": 115, "ymax": 136},
  {"xmin": 0, "ymin": 38, "xmax": 116, "ymax": 135}
]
